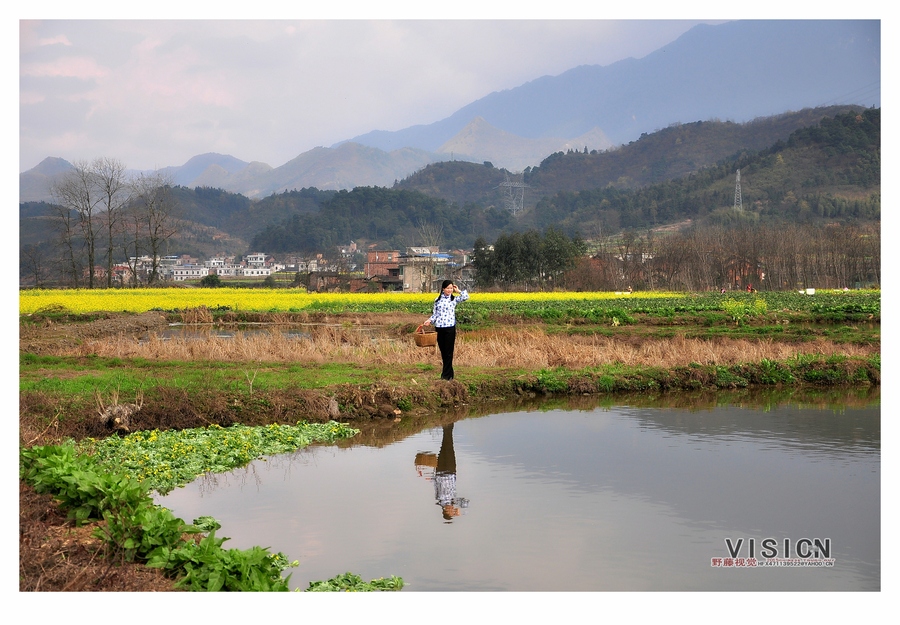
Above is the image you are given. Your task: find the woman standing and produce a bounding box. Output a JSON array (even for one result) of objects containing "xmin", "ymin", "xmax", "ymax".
[{"xmin": 423, "ymin": 280, "xmax": 469, "ymax": 381}]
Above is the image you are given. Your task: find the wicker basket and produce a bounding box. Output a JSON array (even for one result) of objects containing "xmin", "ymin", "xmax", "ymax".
[
  {"xmin": 415, "ymin": 452, "xmax": 438, "ymax": 467},
  {"xmin": 414, "ymin": 324, "xmax": 437, "ymax": 347}
]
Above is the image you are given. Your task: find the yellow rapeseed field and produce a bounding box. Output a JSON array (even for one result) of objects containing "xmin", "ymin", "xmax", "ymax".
[
  {"xmin": 19, "ymin": 288, "xmax": 680, "ymax": 315},
  {"xmin": 19, "ymin": 288, "xmax": 421, "ymax": 314}
]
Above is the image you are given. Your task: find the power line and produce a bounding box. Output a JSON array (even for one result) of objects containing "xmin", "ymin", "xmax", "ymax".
[{"xmin": 816, "ymin": 80, "xmax": 881, "ymax": 108}]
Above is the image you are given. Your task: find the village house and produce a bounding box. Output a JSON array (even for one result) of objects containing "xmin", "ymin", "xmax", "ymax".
[
  {"xmin": 359, "ymin": 246, "xmax": 475, "ymax": 293},
  {"xmin": 244, "ymin": 252, "xmax": 266, "ymax": 267},
  {"xmin": 82, "ymin": 265, "xmax": 107, "ymax": 282},
  {"xmin": 204, "ymin": 255, "xmax": 237, "ymax": 277},
  {"xmin": 281, "ymin": 255, "xmax": 314, "ymax": 273},
  {"xmin": 399, "ymin": 247, "xmax": 453, "ymax": 293},
  {"xmin": 362, "ymin": 249, "xmax": 402, "ymax": 291},
  {"xmin": 111, "ymin": 264, "xmax": 133, "ymax": 285},
  {"xmin": 365, "ymin": 249, "xmax": 400, "ymax": 277},
  {"xmin": 106, "ymin": 245, "xmax": 471, "ymax": 290},
  {"xmin": 172, "ymin": 264, "xmax": 209, "ymax": 281},
  {"xmin": 337, "ymin": 241, "xmax": 358, "ymax": 258}
]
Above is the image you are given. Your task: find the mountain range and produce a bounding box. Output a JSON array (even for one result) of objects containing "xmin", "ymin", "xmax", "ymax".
[
  {"xmin": 20, "ymin": 19, "xmax": 879, "ymax": 204},
  {"xmin": 20, "ymin": 106, "xmax": 880, "ymax": 276},
  {"xmin": 349, "ymin": 20, "xmax": 880, "ymax": 151}
]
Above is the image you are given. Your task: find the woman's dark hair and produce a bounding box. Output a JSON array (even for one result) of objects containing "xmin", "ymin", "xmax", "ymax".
[{"xmin": 436, "ymin": 280, "xmax": 455, "ymax": 303}]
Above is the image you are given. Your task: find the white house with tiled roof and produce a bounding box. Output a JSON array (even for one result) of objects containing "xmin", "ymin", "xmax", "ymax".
[{"xmin": 172, "ymin": 264, "xmax": 210, "ymax": 281}]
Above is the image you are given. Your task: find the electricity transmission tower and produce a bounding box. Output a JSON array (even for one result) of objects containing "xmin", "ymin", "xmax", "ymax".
[
  {"xmin": 499, "ymin": 171, "xmax": 528, "ymax": 215},
  {"xmin": 733, "ymin": 169, "xmax": 743, "ymax": 212}
]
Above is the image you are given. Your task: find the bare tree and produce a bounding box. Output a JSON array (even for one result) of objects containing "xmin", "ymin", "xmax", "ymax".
[
  {"xmin": 47, "ymin": 195, "xmax": 83, "ymax": 287},
  {"xmin": 638, "ymin": 221, "xmax": 881, "ymax": 292},
  {"xmin": 50, "ymin": 160, "xmax": 105, "ymax": 287},
  {"xmin": 131, "ymin": 172, "xmax": 180, "ymax": 284},
  {"xmin": 417, "ymin": 219, "xmax": 444, "ymax": 289},
  {"xmin": 93, "ymin": 158, "xmax": 131, "ymax": 287},
  {"xmin": 20, "ymin": 244, "xmax": 51, "ymax": 288},
  {"xmin": 858, "ymin": 222, "xmax": 880, "ymax": 286},
  {"xmin": 616, "ymin": 230, "xmax": 641, "ymax": 290},
  {"xmin": 121, "ymin": 195, "xmax": 146, "ymax": 287}
]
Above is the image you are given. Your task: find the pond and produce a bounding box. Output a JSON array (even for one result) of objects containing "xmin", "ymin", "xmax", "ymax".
[{"xmin": 155, "ymin": 393, "xmax": 880, "ymax": 592}]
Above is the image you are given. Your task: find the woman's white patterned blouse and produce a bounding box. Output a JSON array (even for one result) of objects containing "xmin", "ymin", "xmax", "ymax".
[{"xmin": 428, "ymin": 290, "xmax": 469, "ymax": 328}]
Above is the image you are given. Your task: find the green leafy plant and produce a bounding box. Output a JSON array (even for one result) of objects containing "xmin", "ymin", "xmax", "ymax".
[
  {"xmin": 19, "ymin": 443, "xmax": 146, "ymax": 523},
  {"xmin": 306, "ymin": 572, "xmax": 404, "ymax": 592},
  {"xmin": 21, "ymin": 443, "xmax": 301, "ymax": 590},
  {"xmin": 21, "ymin": 438, "xmax": 405, "ymax": 592},
  {"xmin": 149, "ymin": 529, "xmax": 295, "ymax": 592},
  {"xmin": 535, "ymin": 368, "xmax": 569, "ymax": 393},
  {"xmin": 756, "ymin": 358, "xmax": 795, "ymax": 385},
  {"xmin": 722, "ymin": 297, "xmax": 768, "ymax": 325},
  {"xmin": 99, "ymin": 498, "xmax": 191, "ymax": 563},
  {"xmin": 193, "ymin": 516, "xmax": 222, "ymax": 532},
  {"xmin": 77, "ymin": 420, "xmax": 360, "ymax": 494},
  {"xmin": 750, "ymin": 298, "xmax": 769, "ymax": 316},
  {"xmin": 715, "ymin": 366, "xmax": 748, "ymax": 388}
]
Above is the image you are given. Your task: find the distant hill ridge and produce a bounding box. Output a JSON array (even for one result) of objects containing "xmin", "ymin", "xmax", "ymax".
[
  {"xmin": 19, "ymin": 121, "xmax": 616, "ymax": 203},
  {"xmin": 245, "ymin": 107, "xmax": 880, "ymax": 254},
  {"xmin": 20, "ymin": 107, "xmax": 880, "ymax": 268},
  {"xmin": 397, "ymin": 105, "xmax": 869, "ymax": 209}
]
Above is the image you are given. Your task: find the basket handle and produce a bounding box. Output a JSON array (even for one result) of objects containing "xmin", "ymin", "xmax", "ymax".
[{"xmin": 416, "ymin": 324, "xmax": 433, "ymax": 334}]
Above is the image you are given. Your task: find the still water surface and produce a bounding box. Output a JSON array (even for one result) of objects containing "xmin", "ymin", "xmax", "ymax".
[{"xmin": 156, "ymin": 399, "xmax": 879, "ymax": 591}]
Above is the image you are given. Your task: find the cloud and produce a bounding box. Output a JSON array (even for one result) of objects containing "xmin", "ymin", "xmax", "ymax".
[
  {"xmin": 21, "ymin": 57, "xmax": 107, "ymax": 80},
  {"xmin": 19, "ymin": 19, "xmax": 714, "ymax": 172},
  {"xmin": 38, "ymin": 34, "xmax": 73, "ymax": 47}
]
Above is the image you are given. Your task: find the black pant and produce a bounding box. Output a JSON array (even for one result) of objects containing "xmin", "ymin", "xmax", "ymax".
[
  {"xmin": 436, "ymin": 325, "xmax": 456, "ymax": 380},
  {"xmin": 436, "ymin": 424, "xmax": 456, "ymax": 473}
]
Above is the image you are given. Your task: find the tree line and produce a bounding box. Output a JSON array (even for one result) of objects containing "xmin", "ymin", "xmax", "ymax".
[
  {"xmin": 251, "ymin": 186, "xmax": 512, "ymax": 254},
  {"xmin": 560, "ymin": 221, "xmax": 880, "ymax": 292},
  {"xmin": 468, "ymin": 220, "xmax": 878, "ymax": 293},
  {"xmin": 21, "ymin": 158, "xmax": 180, "ymax": 288},
  {"xmin": 472, "ymin": 228, "xmax": 586, "ymax": 290}
]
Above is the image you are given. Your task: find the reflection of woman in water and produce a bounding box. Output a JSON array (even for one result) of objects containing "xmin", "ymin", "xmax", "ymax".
[{"xmin": 415, "ymin": 423, "xmax": 468, "ymax": 521}]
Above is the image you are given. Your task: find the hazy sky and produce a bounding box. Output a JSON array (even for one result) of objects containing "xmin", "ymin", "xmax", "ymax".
[{"xmin": 19, "ymin": 16, "xmax": 732, "ymax": 173}]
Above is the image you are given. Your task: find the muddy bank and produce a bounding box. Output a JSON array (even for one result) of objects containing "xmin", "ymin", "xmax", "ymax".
[
  {"xmin": 19, "ymin": 480, "xmax": 178, "ymax": 591},
  {"xmin": 21, "ymin": 359, "xmax": 880, "ymax": 449}
]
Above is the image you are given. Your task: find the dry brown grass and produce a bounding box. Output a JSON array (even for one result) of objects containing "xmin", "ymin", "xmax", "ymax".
[
  {"xmin": 65, "ymin": 325, "xmax": 876, "ymax": 370},
  {"xmin": 458, "ymin": 328, "xmax": 875, "ymax": 368},
  {"xmin": 179, "ymin": 306, "xmax": 213, "ymax": 324}
]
